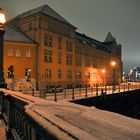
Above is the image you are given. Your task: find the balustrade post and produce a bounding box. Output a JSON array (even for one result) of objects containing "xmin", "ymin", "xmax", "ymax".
[
  {"xmin": 0, "ymin": 91, "xmax": 4, "ymax": 117},
  {"xmin": 96, "ymin": 84, "xmax": 98, "ymax": 96},
  {"xmin": 54, "ymin": 88, "xmax": 57, "ymax": 102},
  {"xmin": 79, "ymin": 86, "xmax": 81, "ymax": 97},
  {"xmin": 64, "ymin": 88, "xmax": 66, "ymax": 99},
  {"xmin": 6, "ymin": 94, "xmax": 13, "ymax": 139},
  {"xmin": 32, "ymin": 88, "xmax": 34, "ymax": 96},
  {"xmin": 85, "ymin": 84, "xmax": 88, "ymax": 97},
  {"xmin": 72, "ymin": 87, "xmax": 74, "ymax": 100},
  {"xmin": 118, "ymin": 84, "xmax": 120, "ymax": 93}
]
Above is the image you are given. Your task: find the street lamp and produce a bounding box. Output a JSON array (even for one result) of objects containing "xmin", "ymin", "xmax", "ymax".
[
  {"xmin": 111, "ymin": 61, "xmax": 116, "ymax": 92},
  {"xmin": 0, "ymin": 8, "xmax": 7, "ymax": 88}
]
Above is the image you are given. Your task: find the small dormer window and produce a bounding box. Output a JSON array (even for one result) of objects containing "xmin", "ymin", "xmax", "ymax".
[{"xmin": 29, "ymin": 23, "xmax": 33, "ymax": 30}]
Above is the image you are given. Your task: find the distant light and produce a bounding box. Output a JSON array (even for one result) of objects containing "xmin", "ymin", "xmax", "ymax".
[{"xmin": 111, "ymin": 61, "xmax": 116, "ymax": 67}]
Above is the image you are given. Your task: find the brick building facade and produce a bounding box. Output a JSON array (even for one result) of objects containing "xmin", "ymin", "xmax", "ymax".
[{"xmin": 4, "ymin": 4, "xmax": 122, "ymax": 89}]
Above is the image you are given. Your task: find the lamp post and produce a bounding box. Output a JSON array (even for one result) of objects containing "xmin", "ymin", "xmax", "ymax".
[
  {"xmin": 101, "ymin": 69, "xmax": 105, "ymax": 87},
  {"xmin": 111, "ymin": 61, "xmax": 116, "ymax": 92},
  {"xmin": 0, "ymin": 8, "xmax": 7, "ymax": 88}
]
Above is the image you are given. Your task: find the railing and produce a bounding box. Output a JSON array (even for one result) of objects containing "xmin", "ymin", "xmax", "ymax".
[
  {"xmin": 16, "ymin": 82, "xmax": 140, "ymax": 102},
  {"xmin": 0, "ymin": 90, "xmax": 58, "ymax": 140}
]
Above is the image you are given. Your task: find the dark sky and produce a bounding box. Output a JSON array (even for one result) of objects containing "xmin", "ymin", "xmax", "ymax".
[{"xmin": 1, "ymin": 0, "xmax": 140, "ymax": 72}]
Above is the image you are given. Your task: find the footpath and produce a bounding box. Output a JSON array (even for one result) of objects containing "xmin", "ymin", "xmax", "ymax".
[{"xmin": 0, "ymin": 119, "xmax": 6, "ymax": 140}]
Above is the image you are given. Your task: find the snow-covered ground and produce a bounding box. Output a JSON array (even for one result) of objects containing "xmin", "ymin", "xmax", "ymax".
[
  {"xmin": 5, "ymin": 78, "xmax": 36, "ymax": 91},
  {"xmin": 1, "ymin": 89, "xmax": 140, "ymax": 140}
]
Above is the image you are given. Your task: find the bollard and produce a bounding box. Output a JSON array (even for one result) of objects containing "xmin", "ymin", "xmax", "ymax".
[
  {"xmin": 85, "ymin": 84, "xmax": 87, "ymax": 98},
  {"xmin": 118, "ymin": 84, "xmax": 120, "ymax": 93},
  {"xmin": 32, "ymin": 88, "xmax": 34, "ymax": 96},
  {"xmin": 79, "ymin": 86, "xmax": 81, "ymax": 97},
  {"xmin": 54, "ymin": 88, "xmax": 57, "ymax": 102},
  {"xmin": 101, "ymin": 89, "xmax": 106, "ymax": 110},
  {"xmin": 96, "ymin": 85, "xmax": 98, "ymax": 96},
  {"xmin": 72, "ymin": 87, "xmax": 74, "ymax": 100},
  {"xmin": 64, "ymin": 88, "xmax": 66, "ymax": 99}
]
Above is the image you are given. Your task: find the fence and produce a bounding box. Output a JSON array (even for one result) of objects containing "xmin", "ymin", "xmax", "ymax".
[
  {"xmin": 0, "ymin": 90, "xmax": 59, "ymax": 140},
  {"xmin": 16, "ymin": 82, "xmax": 140, "ymax": 102}
]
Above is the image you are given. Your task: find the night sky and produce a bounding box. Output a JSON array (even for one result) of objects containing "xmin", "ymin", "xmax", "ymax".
[{"xmin": 1, "ymin": 0, "xmax": 140, "ymax": 72}]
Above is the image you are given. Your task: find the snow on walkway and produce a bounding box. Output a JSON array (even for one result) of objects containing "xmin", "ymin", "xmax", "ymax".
[{"xmin": 0, "ymin": 119, "xmax": 6, "ymax": 140}]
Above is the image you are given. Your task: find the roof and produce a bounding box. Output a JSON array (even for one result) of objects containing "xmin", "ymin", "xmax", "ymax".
[
  {"xmin": 105, "ymin": 32, "xmax": 116, "ymax": 42},
  {"xmin": 4, "ymin": 25, "xmax": 35, "ymax": 43},
  {"xmin": 9, "ymin": 4, "xmax": 75, "ymax": 28},
  {"xmin": 76, "ymin": 32, "xmax": 111, "ymax": 52}
]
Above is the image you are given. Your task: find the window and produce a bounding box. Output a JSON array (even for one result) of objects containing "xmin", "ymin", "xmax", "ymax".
[
  {"xmin": 66, "ymin": 41, "xmax": 72, "ymax": 52},
  {"xmin": 85, "ymin": 60, "xmax": 90, "ymax": 67},
  {"xmin": 76, "ymin": 71, "xmax": 82, "ymax": 79},
  {"xmin": 86, "ymin": 72, "xmax": 90, "ymax": 79},
  {"xmin": 26, "ymin": 50, "xmax": 31, "ymax": 58},
  {"xmin": 58, "ymin": 52, "xmax": 62, "ymax": 64},
  {"xmin": 58, "ymin": 69, "xmax": 62, "ymax": 79},
  {"xmin": 44, "ymin": 35, "xmax": 53, "ymax": 47},
  {"xmin": 66, "ymin": 55, "xmax": 72, "ymax": 65},
  {"xmin": 45, "ymin": 69, "xmax": 52, "ymax": 78},
  {"xmin": 8, "ymin": 48, "xmax": 14, "ymax": 56},
  {"xmin": 58, "ymin": 36, "xmax": 62, "ymax": 49},
  {"xmin": 76, "ymin": 57, "xmax": 82, "ymax": 66},
  {"xmin": 44, "ymin": 51, "xmax": 52, "ymax": 63},
  {"xmin": 93, "ymin": 72, "xmax": 97, "ymax": 79},
  {"xmin": 76, "ymin": 46, "xmax": 82, "ymax": 55},
  {"xmin": 16, "ymin": 49, "xmax": 21, "ymax": 57},
  {"xmin": 93, "ymin": 60, "xmax": 97, "ymax": 68},
  {"xmin": 67, "ymin": 70, "xmax": 72, "ymax": 80},
  {"xmin": 29, "ymin": 23, "xmax": 33, "ymax": 30}
]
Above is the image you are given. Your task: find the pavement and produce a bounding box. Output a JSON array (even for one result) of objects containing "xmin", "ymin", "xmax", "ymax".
[{"xmin": 0, "ymin": 119, "xmax": 6, "ymax": 140}]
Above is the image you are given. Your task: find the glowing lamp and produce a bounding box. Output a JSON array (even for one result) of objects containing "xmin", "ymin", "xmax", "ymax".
[{"xmin": 0, "ymin": 8, "xmax": 6, "ymax": 27}]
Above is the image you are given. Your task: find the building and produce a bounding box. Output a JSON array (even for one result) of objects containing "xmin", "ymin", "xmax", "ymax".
[
  {"xmin": 127, "ymin": 67, "xmax": 140, "ymax": 82},
  {"xmin": 4, "ymin": 4, "xmax": 122, "ymax": 89}
]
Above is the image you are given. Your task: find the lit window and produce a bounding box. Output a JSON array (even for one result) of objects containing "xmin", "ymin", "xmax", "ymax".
[
  {"xmin": 45, "ymin": 69, "xmax": 52, "ymax": 78},
  {"xmin": 26, "ymin": 50, "xmax": 31, "ymax": 58},
  {"xmin": 76, "ymin": 71, "xmax": 82, "ymax": 79},
  {"xmin": 93, "ymin": 72, "xmax": 96, "ymax": 79},
  {"xmin": 16, "ymin": 49, "xmax": 21, "ymax": 57},
  {"xmin": 86, "ymin": 72, "xmax": 90, "ymax": 79},
  {"xmin": 8, "ymin": 48, "xmax": 14, "ymax": 56}
]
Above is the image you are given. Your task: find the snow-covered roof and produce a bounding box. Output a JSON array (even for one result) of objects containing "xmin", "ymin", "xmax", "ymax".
[
  {"xmin": 76, "ymin": 32, "xmax": 111, "ymax": 52},
  {"xmin": 4, "ymin": 25, "xmax": 35, "ymax": 43},
  {"xmin": 1, "ymin": 89, "xmax": 140, "ymax": 140}
]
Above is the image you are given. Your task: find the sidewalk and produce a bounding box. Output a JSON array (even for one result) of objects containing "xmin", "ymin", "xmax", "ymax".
[{"xmin": 0, "ymin": 119, "xmax": 6, "ymax": 140}]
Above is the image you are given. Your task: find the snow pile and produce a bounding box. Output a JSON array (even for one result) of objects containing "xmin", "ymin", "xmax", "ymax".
[
  {"xmin": 5, "ymin": 78, "xmax": 36, "ymax": 91},
  {"xmin": 1, "ymin": 89, "xmax": 140, "ymax": 140}
]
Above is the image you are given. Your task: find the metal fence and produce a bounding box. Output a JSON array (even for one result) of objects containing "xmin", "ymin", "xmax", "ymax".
[{"xmin": 16, "ymin": 82, "xmax": 140, "ymax": 102}]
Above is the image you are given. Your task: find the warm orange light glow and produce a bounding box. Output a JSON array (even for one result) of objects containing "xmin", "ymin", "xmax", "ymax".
[
  {"xmin": 111, "ymin": 61, "xmax": 116, "ymax": 67},
  {"xmin": 0, "ymin": 9, "xmax": 6, "ymax": 24},
  {"xmin": 102, "ymin": 69, "xmax": 105, "ymax": 73}
]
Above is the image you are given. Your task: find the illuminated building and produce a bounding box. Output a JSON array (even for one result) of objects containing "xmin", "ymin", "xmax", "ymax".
[{"xmin": 4, "ymin": 4, "xmax": 122, "ymax": 89}]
